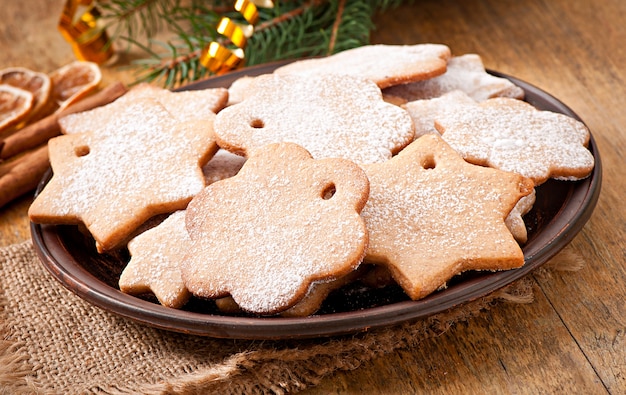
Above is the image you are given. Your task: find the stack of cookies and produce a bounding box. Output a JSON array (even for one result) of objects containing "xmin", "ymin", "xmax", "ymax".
[{"xmin": 29, "ymin": 44, "xmax": 595, "ymax": 316}]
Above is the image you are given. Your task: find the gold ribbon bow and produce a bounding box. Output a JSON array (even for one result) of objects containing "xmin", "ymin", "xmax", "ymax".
[{"xmin": 200, "ymin": 0, "xmax": 273, "ymax": 74}]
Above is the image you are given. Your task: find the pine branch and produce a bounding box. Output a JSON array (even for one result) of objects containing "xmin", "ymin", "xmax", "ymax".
[
  {"xmin": 101, "ymin": 0, "xmax": 408, "ymax": 88},
  {"xmin": 327, "ymin": 0, "xmax": 347, "ymax": 55}
]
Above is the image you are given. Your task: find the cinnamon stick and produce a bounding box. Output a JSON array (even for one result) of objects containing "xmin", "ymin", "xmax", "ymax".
[
  {"xmin": 0, "ymin": 144, "xmax": 49, "ymax": 208},
  {"xmin": 0, "ymin": 151, "xmax": 21, "ymax": 178},
  {"xmin": 0, "ymin": 81, "xmax": 127, "ymax": 160}
]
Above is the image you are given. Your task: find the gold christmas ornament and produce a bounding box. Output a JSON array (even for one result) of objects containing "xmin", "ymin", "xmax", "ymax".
[
  {"xmin": 200, "ymin": 0, "xmax": 273, "ymax": 74},
  {"xmin": 58, "ymin": 0, "xmax": 114, "ymax": 64},
  {"xmin": 200, "ymin": 42, "xmax": 245, "ymax": 74}
]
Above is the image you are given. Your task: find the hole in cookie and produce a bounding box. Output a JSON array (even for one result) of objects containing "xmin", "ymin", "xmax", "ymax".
[
  {"xmin": 74, "ymin": 145, "xmax": 90, "ymax": 157},
  {"xmin": 422, "ymin": 155, "xmax": 436, "ymax": 170},
  {"xmin": 250, "ymin": 118, "xmax": 265, "ymax": 129},
  {"xmin": 322, "ymin": 183, "xmax": 336, "ymax": 200}
]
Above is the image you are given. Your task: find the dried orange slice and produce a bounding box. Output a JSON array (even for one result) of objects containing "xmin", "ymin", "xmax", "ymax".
[
  {"xmin": 0, "ymin": 67, "xmax": 51, "ymax": 121},
  {"xmin": 0, "ymin": 85, "xmax": 34, "ymax": 136},
  {"xmin": 49, "ymin": 61, "xmax": 102, "ymax": 114}
]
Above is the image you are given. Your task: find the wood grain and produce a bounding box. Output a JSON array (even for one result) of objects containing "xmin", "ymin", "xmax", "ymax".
[
  {"xmin": 1, "ymin": 0, "xmax": 625, "ymax": 393},
  {"xmin": 311, "ymin": 285, "xmax": 606, "ymax": 393},
  {"xmin": 306, "ymin": 0, "xmax": 626, "ymax": 393}
]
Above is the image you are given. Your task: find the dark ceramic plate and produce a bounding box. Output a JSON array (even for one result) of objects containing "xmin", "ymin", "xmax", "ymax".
[{"xmin": 31, "ymin": 61, "xmax": 602, "ymax": 340}]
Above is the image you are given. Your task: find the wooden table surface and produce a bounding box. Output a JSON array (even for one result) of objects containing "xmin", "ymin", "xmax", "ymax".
[{"xmin": 1, "ymin": 0, "xmax": 624, "ymax": 393}]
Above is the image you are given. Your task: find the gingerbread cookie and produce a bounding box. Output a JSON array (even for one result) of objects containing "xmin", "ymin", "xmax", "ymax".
[
  {"xmin": 403, "ymin": 90, "xmax": 477, "ymax": 139},
  {"xmin": 180, "ymin": 142, "xmax": 369, "ymax": 315},
  {"xmin": 29, "ymin": 98, "xmax": 217, "ymax": 252},
  {"xmin": 202, "ymin": 149, "xmax": 246, "ymax": 185},
  {"xmin": 274, "ymin": 44, "xmax": 451, "ymax": 89},
  {"xmin": 278, "ymin": 268, "xmax": 364, "ymax": 317},
  {"xmin": 506, "ymin": 189, "xmax": 536, "ymax": 244},
  {"xmin": 59, "ymin": 83, "xmax": 227, "ymax": 135},
  {"xmin": 435, "ymin": 97, "xmax": 595, "ymax": 184},
  {"xmin": 227, "ymin": 75, "xmax": 256, "ymax": 105},
  {"xmin": 215, "ymin": 266, "xmax": 365, "ymax": 317},
  {"xmin": 214, "ymin": 73, "xmax": 415, "ymax": 164},
  {"xmin": 119, "ymin": 210, "xmax": 191, "ymax": 308},
  {"xmin": 360, "ymin": 134, "xmax": 534, "ymax": 300},
  {"xmin": 384, "ymin": 54, "xmax": 525, "ymax": 102}
]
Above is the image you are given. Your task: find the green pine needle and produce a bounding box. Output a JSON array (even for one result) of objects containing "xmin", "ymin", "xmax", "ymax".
[{"xmin": 96, "ymin": 0, "xmax": 408, "ymax": 88}]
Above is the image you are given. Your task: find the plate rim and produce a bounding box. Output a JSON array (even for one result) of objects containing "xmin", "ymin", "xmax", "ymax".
[{"xmin": 30, "ymin": 62, "xmax": 603, "ymax": 340}]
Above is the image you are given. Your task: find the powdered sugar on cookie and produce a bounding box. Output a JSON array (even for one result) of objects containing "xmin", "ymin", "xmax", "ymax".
[
  {"xmin": 361, "ymin": 134, "xmax": 534, "ymax": 300},
  {"xmin": 181, "ymin": 142, "xmax": 369, "ymax": 315},
  {"xmin": 29, "ymin": 98, "xmax": 217, "ymax": 252},
  {"xmin": 435, "ymin": 97, "xmax": 595, "ymax": 184},
  {"xmin": 214, "ymin": 73, "xmax": 415, "ymax": 164},
  {"xmin": 59, "ymin": 83, "xmax": 227, "ymax": 135},
  {"xmin": 403, "ymin": 90, "xmax": 477, "ymax": 139},
  {"xmin": 120, "ymin": 210, "xmax": 191, "ymax": 308},
  {"xmin": 384, "ymin": 54, "xmax": 524, "ymax": 101},
  {"xmin": 274, "ymin": 44, "xmax": 451, "ymax": 88}
]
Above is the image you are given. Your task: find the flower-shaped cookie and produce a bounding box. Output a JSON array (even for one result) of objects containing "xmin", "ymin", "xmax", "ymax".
[
  {"xmin": 180, "ymin": 142, "xmax": 369, "ymax": 315},
  {"xmin": 214, "ymin": 73, "xmax": 415, "ymax": 164},
  {"xmin": 120, "ymin": 210, "xmax": 190, "ymax": 308},
  {"xmin": 29, "ymin": 98, "xmax": 217, "ymax": 252},
  {"xmin": 435, "ymin": 97, "xmax": 595, "ymax": 184},
  {"xmin": 361, "ymin": 134, "xmax": 534, "ymax": 300}
]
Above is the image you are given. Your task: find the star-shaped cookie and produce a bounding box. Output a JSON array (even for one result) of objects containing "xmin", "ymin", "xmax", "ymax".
[
  {"xmin": 213, "ymin": 73, "xmax": 415, "ymax": 164},
  {"xmin": 180, "ymin": 142, "xmax": 370, "ymax": 315},
  {"xmin": 435, "ymin": 97, "xmax": 595, "ymax": 184},
  {"xmin": 402, "ymin": 91, "xmax": 536, "ymax": 243},
  {"xmin": 29, "ymin": 98, "xmax": 217, "ymax": 252},
  {"xmin": 360, "ymin": 134, "xmax": 534, "ymax": 300},
  {"xmin": 119, "ymin": 210, "xmax": 191, "ymax": 308},
  {"xmin": 59, "ymin": 83, "xmax": 228, "ymax": 135}
]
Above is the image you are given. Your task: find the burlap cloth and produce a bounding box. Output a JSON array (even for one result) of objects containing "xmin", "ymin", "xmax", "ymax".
[{"xmin": 0, "ymin": 240, "xmax": 581, "ymax": 394}]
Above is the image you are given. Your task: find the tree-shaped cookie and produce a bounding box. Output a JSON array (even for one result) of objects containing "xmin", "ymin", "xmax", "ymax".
[
  {"xmin": 361, "ymin": 134, "xmax": 534, "ymax": 300},
  {"xmin": 435, "ymin": 97, "xmax": 595, "ymax": 185},
  {"xmin": 29, "ymin": 98, "xmax": 217, "ymax": 252},
  {"xmin": 119, "ymin": 210, "xmax": 191, "ymax": 308},
  {"xmin": 180, "ymin": 142, "xmax": 370, "ymax": 315},
  {"xmin": 213, "ymin": 73, "xmax": 415, "ymax": 164}
]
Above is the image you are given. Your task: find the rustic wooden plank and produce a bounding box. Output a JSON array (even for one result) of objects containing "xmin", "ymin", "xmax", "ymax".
[
  {"xmin": 304, "ymin": 281, "xmax": 606, "ymax": 394},
  {"xmin": 535, "ymin": 233, "xmax": 626, "ymax": 394}
]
